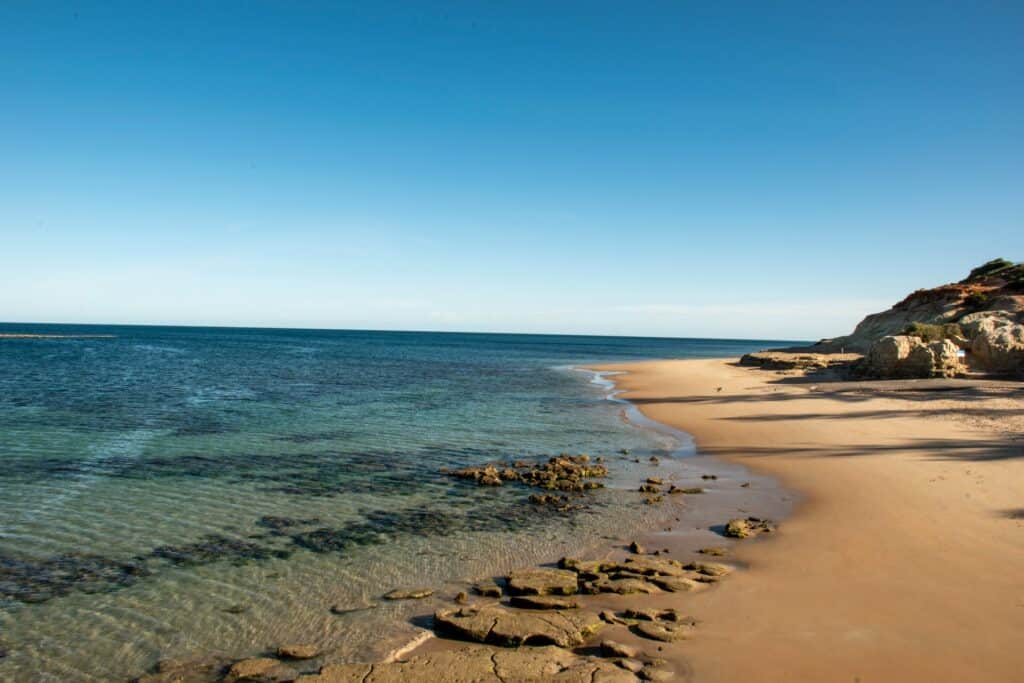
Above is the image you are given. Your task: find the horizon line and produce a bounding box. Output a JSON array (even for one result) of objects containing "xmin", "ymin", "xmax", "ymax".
[{"xmin": 0, "ymin": 320, "xmax": 810, "ymax": 345}]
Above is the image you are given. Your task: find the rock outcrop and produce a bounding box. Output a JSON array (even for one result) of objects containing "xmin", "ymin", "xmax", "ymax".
[
  {"xmin": 758, "ymin": 259, "xmax": 1024, "ymax": 379},
  {"xmin": 859, "ymin": 336, "xmax": 965, "ymax": 379},
  {"xmin": 964, "ymin": 313, "xmax": 1024, "ymax": 374}
]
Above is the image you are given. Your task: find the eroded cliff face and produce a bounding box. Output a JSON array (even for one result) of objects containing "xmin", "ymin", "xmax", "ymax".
[
  {"xmin": 812, "ymin": 259, "xmax": 1024, "ymax": 378},
  {"xmin": 829, "ymin": 259, "xmax": 1024, "ymax": 353}
]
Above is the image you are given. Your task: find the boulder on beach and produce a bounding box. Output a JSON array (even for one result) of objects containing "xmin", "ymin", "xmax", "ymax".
[{"xmin": 724, "ymin": 517, "xmax": 775, "ymax": 539}]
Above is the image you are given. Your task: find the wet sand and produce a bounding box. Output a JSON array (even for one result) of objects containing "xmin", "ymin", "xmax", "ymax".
[{"xmin": 595, "ymin": 358, "xmax": 1024, "ymax": 682}]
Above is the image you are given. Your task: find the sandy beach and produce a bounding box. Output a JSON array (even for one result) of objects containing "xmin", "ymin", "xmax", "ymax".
[{"xmin": 596, "ymin": 358, "xmax": 1024, "ymax": 682}]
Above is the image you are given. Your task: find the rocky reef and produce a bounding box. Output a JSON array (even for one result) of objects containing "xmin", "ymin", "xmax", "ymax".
[{"xmin": 128, "ymin": 454, "xmax": 773, "ymax": 683}]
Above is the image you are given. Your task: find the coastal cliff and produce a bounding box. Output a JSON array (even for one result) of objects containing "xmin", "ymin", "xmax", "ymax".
[{"xmin": 743, "ymin": 259, "xmax": 1024, "ymax": 379}]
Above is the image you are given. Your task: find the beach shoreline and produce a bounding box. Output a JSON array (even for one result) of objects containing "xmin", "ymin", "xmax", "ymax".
[
  {"xmin": 125, "ymin": 354, "xmax": 1022, "ymax": 682},
  {"xmin": 591, "ymin": 357, "xmax": 1024, "ymax": 682}
]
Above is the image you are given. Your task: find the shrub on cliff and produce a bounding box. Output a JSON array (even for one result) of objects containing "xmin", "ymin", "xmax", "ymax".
[
  {"xmin": 902, "ymin": 322, "xmax": 963, "ymax": 343},
  {"xmin": 964, "ymin": 258, "xmax": 1016, "ymax": 282}
]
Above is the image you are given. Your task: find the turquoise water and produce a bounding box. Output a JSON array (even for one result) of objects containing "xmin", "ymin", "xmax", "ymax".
[{"xmin": 0, "ymin": 325, "xmax": 796, "ymax": 681}]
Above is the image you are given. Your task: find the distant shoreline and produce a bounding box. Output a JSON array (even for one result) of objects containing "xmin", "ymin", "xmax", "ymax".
[{"xmin": 0, "ymin": 334, "xmax": 116, "ymax": 339}]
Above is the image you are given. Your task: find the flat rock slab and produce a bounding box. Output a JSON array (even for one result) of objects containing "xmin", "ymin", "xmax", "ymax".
[
  {"xmin": 296, "ymin": 645, "xmax": 638, "ymax": 682},
  {"xmin": 509, "ymin": 594, "xmax": 581, "ymax": 610},
  {"xmin": 277, "ymin": 644, "xmax": 319, "ymax": 660},
  {"xmin": 506, "ymin": 568, "xmax": 579, "ymax": 595},
  {"xmin": 623, "ymin": 607, "xmax": 685, "ymax": 622},
  {"xmin": 620, "ymin": 557, "xmax": 688, "ymax": 577},
  {"xmin": 647, "ymin": 576, "xmax": 702, "ymax": 593},
  {"xmin": 633, "ymin": 620, "xmax": 696, "ymax": 643},
  {"xmin": 434, "ymin": 605, "xmax": 603, "ymax": 647}
]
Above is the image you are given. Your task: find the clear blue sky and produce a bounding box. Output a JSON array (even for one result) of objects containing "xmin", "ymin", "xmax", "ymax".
[{"xmin": 1, "ymin": 2, "xmax": 1021, "ymax": 339}]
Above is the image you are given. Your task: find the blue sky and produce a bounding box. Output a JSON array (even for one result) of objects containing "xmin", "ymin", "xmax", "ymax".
[{"xmin": 1, "ymin": 1, "xmax": 1021, "ymax": 339}]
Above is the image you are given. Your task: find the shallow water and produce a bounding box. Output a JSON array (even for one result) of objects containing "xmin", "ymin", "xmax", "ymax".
[{"xmin": 0, "ymin": 325, "xmax": 797, "ymax": 681}]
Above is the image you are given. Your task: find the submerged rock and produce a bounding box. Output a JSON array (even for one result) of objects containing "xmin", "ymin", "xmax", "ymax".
[
  {"xmin": 471, "ymin": 578, "xmax": 502, "ymax": 598},
  {"xmin": 382, "ymin": 587, "xmax": 434, "ymax": 600},
  {"xmin": 134, "ymin": 654, "xmax": 232, "ymax": 683},
  {"xmin": 223, "ymin": 657, "xmax": 298, "ymax": 683},
  {"xmin": 433, "ymin": 604, "xmax": 603, "ymax": 648},
  {"xmin": 329, "ymin": 603, "xmax": 376, "ymax": 616},
  {"xmin": 277, "ymin": 644, "xmax": 319, "ymax": 660}
]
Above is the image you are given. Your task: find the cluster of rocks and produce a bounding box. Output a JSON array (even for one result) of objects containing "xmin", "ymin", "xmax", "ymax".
[
  {"xmin": 444, "ymin": 455, "xmax": 611, "ymax": 513},
  {"xmin": 129, "ymin": 516, "xmax": 780, "ymax": 683},
  {"xmin": 637, "ymin": 476, "xmax": 707, "ymax": 504},
  {"xmin": 130, "ymin": 468, "xmax": 775, "ymax": 683},
  {"xmin": 445, "ymin": 454, "xmax": 608, "ymax": 491}
]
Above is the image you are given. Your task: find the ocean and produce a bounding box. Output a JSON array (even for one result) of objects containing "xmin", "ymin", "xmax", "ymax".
[{"xmin": 0, "ymin": 324, "xmax": 796, "ymax": 681}]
